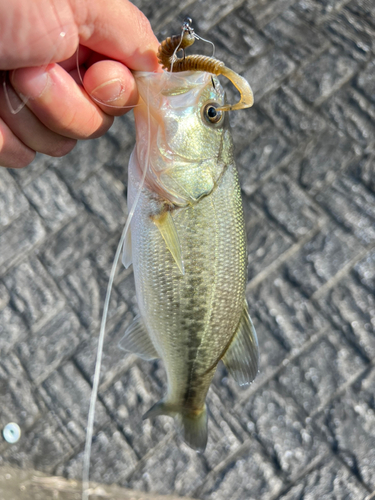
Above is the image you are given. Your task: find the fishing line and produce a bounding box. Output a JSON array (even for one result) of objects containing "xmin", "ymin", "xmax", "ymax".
[
  {"xmin": 169, "ymin": 18, "xmax": 216, "ymax": 73},
  {"xmin": 82, "ymin": 76, "xmax": 152, "ymax": 500},
  {"xmin": 3, "ymin": 19, "xmax": 71, "ymax": 115}
]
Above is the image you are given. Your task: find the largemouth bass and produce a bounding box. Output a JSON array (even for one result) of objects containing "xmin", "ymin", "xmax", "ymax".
[{"xmin": 121, "ymin": 26, "xmax": 259, "ymax": 452}]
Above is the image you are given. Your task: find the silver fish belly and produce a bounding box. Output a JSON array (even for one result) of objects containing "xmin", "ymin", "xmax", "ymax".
[{"xmin": 121, "ymin": 71, "xmax": 258, "ymax": 451}]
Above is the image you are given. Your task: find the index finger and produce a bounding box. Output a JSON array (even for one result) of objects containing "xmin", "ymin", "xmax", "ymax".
[
  {"xmin": 76, "ymin": 0, "xmax": 160, "ymax": 71},
  {"xmin": 0, "ymin": 0, "xmax": 160, "ymax": 71}
]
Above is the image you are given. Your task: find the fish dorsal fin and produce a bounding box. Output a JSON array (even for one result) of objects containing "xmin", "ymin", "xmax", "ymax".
[
  {"xmin": 119, "ymin": 315, "xmax": 159, "ymax": 360},
  {"xmin": 222, "ymin": 301, "xmax": 259, "ymax": 386},
  {"xmin": 152, "ymin": 211, "xmax": 185, "ymax": 275},
  {"xmin": 122, "ymin": 225, "xmax": 132, "ymax": 268}
]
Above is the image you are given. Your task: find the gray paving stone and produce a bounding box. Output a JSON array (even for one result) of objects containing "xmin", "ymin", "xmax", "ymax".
[
  {"xmin": 235, "ymin": 380, "xmax": 329, "ymax": 478},
  {"xmin": 0, "ymin": 209, "xmax": 46, "ymax": 272},
  {"xmin": 278, "ymin": 329, "xmax": 367, "ymax": 415},
  {"xmin": 0, "ymin": 352, "xmax": 42, "ymax": 430},
  {"xmin": 102, "ymin": 115, "xmax": 136, "ymax": 186},
  {"xmin": 57, "ymin": 134, "xmax": 121, "ymax": 189},
  {"xmin": 285, "ymin": 222, "xmax": 361, "ymax": 297},
  {"xmin": 323, "ymin": 86, "xmax": 375, "ymax": 148},
  {"xmin": 263, "ymin": 8, "xmax": 329, "ymax": 64},
  {"xmin": 316, "ymin": 274, "xmax": 375, "ymax": 358},
  {"xmin": 100, "ymin": 362, "xmax": 173, "ymax": 459},
  {"xmin": 353, "ymin": 249, "xmax": 375, "ymax": 293},
  {"xmin": 346, "ymin": 146, "xmax": 375, "ymax": 194},
  {"xmin": 244, "ymin": 49, "xmax": 296, "ymax": 102},
  {"xmin": 346, "ymin": 0, "xmax": 375, "ymax": 29},
  {"xmin": 316, "ymin": 174, "xmax": 375, "ymax": 245},
  {"xmin": 8, "ymin": 153, "xmax": 53, "ymax": 187},
  {"xmin": 198, "ymin": 440, "xmax": 283, "ymax": 500},
  {"xmin": 290, "ymin": 46, "xmax": 358, "ymax": 105},
  {"xmin": 254, "ymin": 173, "xmax": 322, "ymax": 239},
  {"xmin": 261, "ymin": 86, "xmax": 327, "ymax": 144},
  {"xmin": 127, "ymin": 444, "xmax": 209, "ymax": 497},
  {"xmin": 238, "ymin": 126, "xmax": 293, "ymax": 196},
  {"xmin": 229, "ymin": 104, "xmax": 268, "ymax": 153},
  {"xmin": 0, "ymin": 169, "xmax": 29, "ymax": 229},
  {"xmin": 17, "ymin": 309, "xmax": 82, "ymax": 385},
  {"xmin": 77, "ymin": 170, "xmax": 127, "ymax": 233},
  {"xmin": 182, "ymin": 0, "xmax": 245, "ymax": 33},
  {"xmin": 74, "ymin": 310, "xmax": 138, "ymax": 391},
  {"xmin": 278, "ymin": 455, "xmax": 368, "ymax": 499},
  {"xmin": 316, "ymin": 368, "xmax": 375, "ymax": 490},
  {"xmin": 324, "ymin": 5, "xmax": 375, "ymax": 62},
  {"xmin": 356, "ymin": 59, "xmax": 375, "ymax": 105},
  {"xmin": 293, "ymin": 0, "xmax": 352, "ymax": 24},
  {"xmin": 285, "ymin": 126, "xmax": 360, "ymax": 195},
  {"xmin": 3, "ymin": 257, "xmax": 64, "ymax": 330},
  {"xmin": 208, "ymin": 8, "xmax": 270, "ymax": 72},
  {"xmin": 204, "ymin": 388, "xmax": 252, "ymax": 469},
  {"xmin": 91, "ymin": 233, "xmax": 130, "ymax": 283},
  {"xmin": 40, "ymin": 361, "xmax": 109, "ymax": 446},
  {"xmin": 248, "ymin": 274, "xmax": 329, "ymax": 350},
  {"xmin": 38, "ymin": 210, "xmax": 106, "ymax": 279},
  {"xmin": 59, "ymin": 256, "xmax": 125, "ymax": 332},
  {"xmin": 246, "ymin": 0, "xmax": 297, "ymax": 28},
  {"xmin": 1, "ymin": 412, "xmax": 74, "ymax": 473},
  {"xmin": 0, "ymin": 284, "xmax": 28, "ymax": 354},
  {"xmin": 23, "ymin": 169, "xmax": 78, "ymax": 231},
  {"xmin": 244, "ymin": 202, "xmax": 293, "ymax": 281},
  {"xmin": 55, "ymin": 422, "xmax": 138, "ymax": 485}
]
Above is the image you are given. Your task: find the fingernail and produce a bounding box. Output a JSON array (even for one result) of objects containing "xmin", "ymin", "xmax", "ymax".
[
  {"xmin": 90, "ymin": 79, "xmax": 124, "ymax": 103},
  {"xmin": 12, "ymin": 67, "xmax": 50, "ymax": 99}
]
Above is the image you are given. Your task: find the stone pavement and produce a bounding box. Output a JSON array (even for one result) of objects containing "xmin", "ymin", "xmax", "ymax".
[{"xmin": 1, "ymin": 0, "xmax": 375, "ymax": 499}]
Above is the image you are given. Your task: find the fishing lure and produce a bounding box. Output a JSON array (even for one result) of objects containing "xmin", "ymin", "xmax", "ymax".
[{"xmin": 120, "ymin": 19, "xmax": 258, "ymax": 451}]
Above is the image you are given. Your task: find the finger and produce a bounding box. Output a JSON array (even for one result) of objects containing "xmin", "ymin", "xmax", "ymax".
[
  {"xmin": 11, "ymin": 64, "xmax": 114, "ymax": 140},
  {"xmin": 82, "ymin": 60, "xmax": 138, "ymax": 116},
  {"xmin": 1, "ymin": 0, "xmax": 160, "ymax": 72},
  {"xmin": 0, "ymin": 76, "xmax": 77, "ymax": 157},
  {"xmin": 0, "ymin": 0, "xmax": 78, "ymax": 69},
  {"xmin": 72, "ymin": 0, "xmax": 161, "ymax": 71},
  {"xmin": 0, "ymin": 118, "xmax": 35, "ymax": 168}
]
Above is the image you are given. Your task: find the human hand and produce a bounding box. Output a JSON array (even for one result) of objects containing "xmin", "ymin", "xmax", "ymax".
[{"xmin": 0, "ymin": 0, "xmax": 160, "ymax": 168}]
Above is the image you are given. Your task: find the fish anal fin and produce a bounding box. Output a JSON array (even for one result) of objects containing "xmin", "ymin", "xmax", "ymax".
[
  {"xmin": 143, "ymin": 400, "xmax": 208, "ymax": 453},
  {"xmin": 122, "ymin": 225, "xmax": 132, "ymax": 268},
  {"xmin": 119, "ymin": 315, "xmax": 158, "ymax": 360},
  {"xmin": 222, "ymin": 301, "xmax": 259, "ymax": 386},
  {"xmin": 152, "ymin": 211, "xmax": 185, "ymax": 275}
]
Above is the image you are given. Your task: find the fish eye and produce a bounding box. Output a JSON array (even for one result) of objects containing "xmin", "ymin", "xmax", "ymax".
[{"xmin": 202, "ymin": 103, "xmax": 224, "ymax": 125}]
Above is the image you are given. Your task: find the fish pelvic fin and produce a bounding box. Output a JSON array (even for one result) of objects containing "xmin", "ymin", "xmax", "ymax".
[
  {"xmin": 222, "ymin": 300, "xmax": 259, "ymax": 386},
  {"xmin": 143, "ymin": 401, "xmax": 208, "ymax": 453},
  {"xmin": 119, "ymin": 315, "xmax": 159, "ymax": 360}
]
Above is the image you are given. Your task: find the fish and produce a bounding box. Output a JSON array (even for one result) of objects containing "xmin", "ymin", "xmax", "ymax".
[{"xmin": 120, "ymin": 22, "xmax": 259, "ymax": 452}]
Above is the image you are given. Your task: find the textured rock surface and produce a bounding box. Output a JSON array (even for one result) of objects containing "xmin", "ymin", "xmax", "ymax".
[{"xmin": 1, "ymin": 1, "xmax": 374, "ymax": 499}]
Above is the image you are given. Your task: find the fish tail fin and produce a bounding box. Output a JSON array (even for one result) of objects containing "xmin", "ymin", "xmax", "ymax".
[
  {"xmin": 175, "ymin": 405, "xmax": 208, "ymax": 453},
  {"xmin": 143, "ymin": 400, "xmax": 208, "ymax": 453}
]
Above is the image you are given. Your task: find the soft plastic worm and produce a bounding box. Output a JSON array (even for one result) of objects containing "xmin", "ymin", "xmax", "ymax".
[{"xmin": 157, "ymin": 29, "xmax": 254, "ymax": 111}]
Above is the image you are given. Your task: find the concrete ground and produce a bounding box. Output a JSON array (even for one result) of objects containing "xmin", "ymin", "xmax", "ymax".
[{"xmin": 1, "ymin": 0, "xmax": 375, "ymax": 499}]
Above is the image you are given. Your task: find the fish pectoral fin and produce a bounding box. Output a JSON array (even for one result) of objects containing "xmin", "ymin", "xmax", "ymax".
[
  {"xmin": 222, "ymin": 300, "xmax": 259, "ymax": 386},
  {"xmin": 118, "ymin": 315, "xmax": 159, "ymax": 360},
  {"xmin": 143, "ymin": 400, "xmax": 208, "ymax": 453},
  {"xmin": 152, "ymin": 211, "xmax": 185, "ymax": 275},
  {"xmin": 122, "ymin": 225, "xmax": 132, "ymax": 268}
]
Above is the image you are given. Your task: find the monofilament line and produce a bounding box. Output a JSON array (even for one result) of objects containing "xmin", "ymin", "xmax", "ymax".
[{"xmin": 82, "ymin": 80, "xmax": 152, "ymax": 500}]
